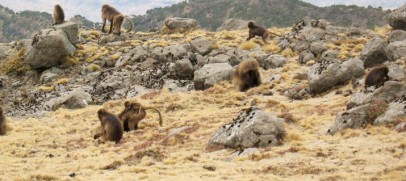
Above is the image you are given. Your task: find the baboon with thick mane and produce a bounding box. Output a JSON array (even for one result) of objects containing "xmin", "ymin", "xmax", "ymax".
[
  {"xmin": 365, "ymin": 66, "xmax": 389, "ymax": 89},
  {"xmin": 0, "ymin": 106, "xmax": 6, "ymax": 136},
  {"xmin": 101, "ymin": 4, "xmax": 134, "ymax": 35},
  {"xmin": 247, "ymin": 22, "xmax": 276, "ymax": 44},
  {"xmin": 119, "ymin": 101, "xmax": 163, "ymax": 132},
  {"xmin": 94, "ymin": 109, "xmax": 123, "ymax": 143},
  {"xmin": 233, "ymin": 60, "xmax": 262, "ymax": 92},
  {"xmin": 53, "ymin": 4, "xmax": 65, "ymax": 25}
]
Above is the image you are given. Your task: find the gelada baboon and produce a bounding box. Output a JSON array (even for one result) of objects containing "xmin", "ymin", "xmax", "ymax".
[
  {"xmin": 0, "ymin": 106, "xmax": 6, "ymax": 136},
  {"xmin": 365, "ymin": 66, "xmax": 389, "ymax": 89},
  {"xmin": 53, "ymin": 4, "xmax": 65, "ymax": 25},
  {"xmin": 94, "ymin": 109, "xmax": 123, "ymax": 143},
  {"xmin": 101, "ymin": 4, "xmax": 134, "ymax": 35},
  {"xmin": 119, "ymin": 101, "xmax": 163, "ymax": 132},
  {"xmin": 233, "ymin": 60, "xmax": 262, "ymax": 92},
  {"xmin": 247, "ymin": 22, "xmax": 277, "ymax": 44}
]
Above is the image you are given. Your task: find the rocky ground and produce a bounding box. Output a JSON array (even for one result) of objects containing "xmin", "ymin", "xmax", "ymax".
[{"xmin": 0, "ymin": 13, "xmax": 405, "ymax": 180}]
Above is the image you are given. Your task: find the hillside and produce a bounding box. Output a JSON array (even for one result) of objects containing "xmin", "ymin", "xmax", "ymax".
[{"xmin": 132, "ymin": 0, "xmax": 389, "ymax": 31}]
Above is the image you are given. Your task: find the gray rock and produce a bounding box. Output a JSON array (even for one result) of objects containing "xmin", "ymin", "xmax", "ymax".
[
  {"xmin": 310, "ymin": 42, "xmax": 327, "ymax": 57},
  {"xmin": 98, "ymin": 35, "xmax": 127, "ymax": 45},
  {"xmin": 290, "ymin": 40, "xmax": 310, "ymax": 52},
  {"xmin": 320, "ymin": 50, "xmax": 338, "ymax": 62},
  {"xmin": 387, "ymin": 62, "xmax": 406, "ymax": 81},
  {"xmin": 53, "ymin": 21, "xmax": 79, "ymax": 45},
  {"xmin": 386, "ymin": 40, "xmax": 406, "ymax": 61},
  {"xmin": 163, "ymin": 17, "xmax": 198, "ymax": 31},
  {"xmin": 162, "ymin": 45, "xmax": 187, "ymax": 60},
  {"xmin": 360, "ymin": 37, "xmax": 388, "ymax": 68},
  {"xmin": 174, "ymin": 59, "xmax": 194, "ymax": 78},
  {"xmin": 263, "ymin": 55, "xmax": 288, "ymax": 69},
  {"xmin": 44, "ymin": 88, "xmax": 92, "ymax": 111},
  {"xmin": 190, "ymin": 38, "xmax": 214, "ymax": 55},
  {"xmin": 308, "ymin": 59, "xmax": 364, "ymax": 94},
  {"xmin": 374, "ymin": 98, "xmax": 406, "ymax": 125},
  {"xmin": 24, "ymin": 29, "xmax": 76, "ymax": 69},
  {"xmin": 195, "ymin": 54, "xmax": 208, "ymax": 70},
  {"xmin": 226, "ymin": 148, "xmax": 259, "ymax": 161},
  {"xmin": 217, "ymin": 19, "xmax": 249, "ymax": 31},
  {"xmin": 130, "ymin": 46, "xmax": 148, "ymax": 62},
  {"xmin": 40, "ymin": 67, "xmax": 63, "ymax": 83},
  {"xmin": 327, "ymin": 104, "xmax": 370, "ymax": 135},
  {"xmin": 396, "ymin": 122, "xmax": 406, "ymax": 132},
  {"xmin": 298, "ymin": 51, "xmax": 315, "ymax": 64},
  {"xmin": 194, "ymin": 63, "xmax": 233, "ymax": 90},
  {"xmin": 299, "ymin": 27, "xmax": 325, "ymax": 42},
  {"xmin": 388, "ymin": 3, "xmax": 406, "ymax": 30},
  {"xmin": 126, "ymin": 85, "xmax": 151, "ymax": 99},
  {"xmin": 0, "ymin": 43, "xmax": 13, "ymax": 60},
  {"xmin": 140, "ymin": 58, "xmax": 158, "ymax": 69},
  {"xmin": 208, "ymin": 107, "xmax": 285, "ymax": 148},
  {"xmin": 209, "ymin": 54, "xmax": 236, "ymax": 64},
  {"xmin": 388, "ymin": 30, "xmax": 406, "ymax": 43}
]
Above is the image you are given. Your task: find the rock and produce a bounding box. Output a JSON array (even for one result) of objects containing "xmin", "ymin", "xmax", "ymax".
[
  {"xmin": 262, "ymin": 55, "xmax": 288, "ymax": 69},
  {"xmin": 387, "ymin": 62, "xmax": 406, "ymax": 81},
  {"xmin": 174, "ymin": 59, "xmax": 194, "ymax": 78},
  {"xmin": 195, "ymin": 54, "xmax": 208, "ymax": 70},
  {"xmin": 44, "ymin": 89, "xmax": 92, "ymax": 111},
  {"xmin": 327, "ymin": 105, "xmax": 370, "ymax": 135},
  {"xmin": 217, "ymin": 19, "xmax": 249, "ymax": 31},
  {"xmin": 396, "ymin": 122, "xmax": 406, "ymax": 132},
  {"xmin": 299, "ymin": 27, "xmax": 325, "ymax": 42},
  {"xmin": 289, "ymin": 40, "xmax": 310, "ymax": 52},
  {"xmin": 53, "ymin": 21, "xmax": 79, "ymax": 45},
  {"xmin": 24, "ymin": 29, "xmax": 76, "ymax": 69},
  {"xmin": 190, "ymin": 38, "xmax": 214, "ymax": 56},
  {"xmin": 226, "ymin": 148, "xmax": 259, "ymax": 161},
  {"xmin": 194, "ymin": 63, "xmax": 233, "ymax": 90},
  {"xmin": 40, "ymin": 68, "xmax": 63, "ymax": 83},
  {"xmin": 162, "ymin": 45, "xmax": 187, "ymax": 60},
  {"xmin": 347, "ymin": 81, "xmax": 406, "ymax": 109},
  {"xmin": 388, "ymin": 30, "xmax": 406, "ymax": 43},
  {"xmin": 209, "ymin": 54, "xmax": 236, "ymax": 64},
  {"xmin": 388, "ymin": 3, "xmax": 406, "ymax": 30},
  {"xmin": 126, "ymin": 85, "xmax": 151, "ymax": 99},
  {"xmin": 360, "ymin": 37, "xmax": 388, "ymax": 68},
  {"xmin": 208, "ymin": 107, "xmax": 285, "ymax": 148},
  {"xmin": 320, "ymin": 50, "xmax": 338, "ymax": 62},
  {"xmin": 0, "ymin": 43, "xmax": 13, "ymax": 60},
  {"xmin": 98, "ymin": 34, "xmax": 127, "ymax": 45},
  {"xmin": 386, "ymin": 40, "xmax": 406, "ymax": 61},
  {"xmin": 308, "ymin": 59, "xmax": 364, "ymax": 94},
  {"xmin": 298, "ymin": 51, "xmax": 315, "ymax": 64},
  {"xmin": 374, "ymin": 98, "xmax": 406, "ymax": 125},
  {"xmin": 163, "ymin": 17, "xmax": 198, "ymax": 32},
  {"xmin": 130, "ymin": 46, "xmax": 148, "ymax": 62},
  {"xmin": 310, "ymin": 42, "xmax": 327, "ymax": 57},
  {"xmin": 140, "ymin": 58, "xmax": 158, "ymax": 69}
]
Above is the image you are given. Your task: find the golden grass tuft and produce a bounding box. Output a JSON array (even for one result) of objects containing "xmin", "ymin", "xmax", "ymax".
[
  {"xmin": 262, "ymin": 43, "xmax": 281, "ymax": 54},
  {"xmin": 87, "ymin": 64, "xmax": 101, "ymax": 72},
  {"xmin": 110, "ymin": 53, "xmax": 121, "ymax": 61},
  {"xmin": 239, "ymin": 41, "xmax": 258, "ymax": 51},
  {"xmin": 281, "ymin": 48, "xmax": 295, "ymax": 57},
  {"xmin": 54, "ymin": 78, "xmax": 70, "ymax": 85},
  {"xmin": 0, "ymin": 49, "xmax": 30, "ymax": 75},
  {"xmin": 39, "ymin": 85, "xmax": 55, "ymax": 92},
  {"xmin": 374, "ymin": 25, "xmax": 392, "ymax": 37}
]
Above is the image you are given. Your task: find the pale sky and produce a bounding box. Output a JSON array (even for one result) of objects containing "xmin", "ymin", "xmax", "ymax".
[{"xmin": 0, "ymin": 0, "xmax": 403, "ymax": 22}]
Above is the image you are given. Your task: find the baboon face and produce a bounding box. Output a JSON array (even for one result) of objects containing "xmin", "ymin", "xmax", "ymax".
[
  {"xmin": 98, "ymin": 109, "xmax": 107, "ymax": 120},
  {"xmin": 248, "ymin": 22, "xmax": 255, "ymax": 28}
]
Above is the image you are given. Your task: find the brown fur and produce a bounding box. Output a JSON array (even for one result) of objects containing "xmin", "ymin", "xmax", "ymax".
[
  {"xmin": 53, "ymin": 5, "xmax": 65, "ymax": 25},
  {"xmin": 0, "ymin": 106, "xmax": 6, "ymax": 136},
  {"xmin": 233, "ymin": 60, "xmax": 262, "ymax": 91},
  {"xmin": 119, "ymin": 101, "xmax": 163, "ymax": 132},
  {"xmin": 365, "ymin": 66, "xmax": 389, "ymax": 89},
  {"xmin": 94, "ymin": 109, "xmax": 123, "ymax": 143},
  {"xmin": 101, "ymin": 4, "xmax": 133, "ymax": 35},
  {"xmin": 247, "ymin": 22, "xmax": 275, "ymax": 44}
]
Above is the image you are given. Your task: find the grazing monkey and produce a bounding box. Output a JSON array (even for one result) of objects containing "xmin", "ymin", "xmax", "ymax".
[
  {"xmin": 119, "ymin": 101, "xmax": 163, "ymax": 132},
  {"xmin": 101, "ymin": 4, "xmax": 134, "ymax": 35},
  {"xmin": 233, "ymin": 60, "xmax": 262, "ymax": 92},
  {"xmin": 94, "ymin": 109, "xmax": 123, "ymax": 143},
  {"xmin": 0, "ymin": 106, "xmax": 6, "ymax": 136},
  {"xmin": 365, "ymin": 66, "xmax": 389, "ymax": 89},
  {"xmin": 246, "ymin": 22, "xmax": 277, "ymax": 44},
  {"xmin": 53, "ymin": 5, "xmax": 65, "ymax": 25}
]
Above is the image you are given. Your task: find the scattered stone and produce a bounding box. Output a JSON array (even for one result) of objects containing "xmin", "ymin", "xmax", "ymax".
[
  {"xmin": 194, "ymin": 63, "xmax": 233, "ymax": 90},
  {"xmin": 44, "ymin": 88, "xmax": 92, "ymax": 111},
  {"xmin": 203, "ymin": 165, "xmax": 216, "ymax": 171},
  {"xmin": 388, "ymin": 30, "xmax": 406, "ymax": 43},
  {"xmin": 217, "ymin": 19, "xmax": 249, "ymax": 31},
  {"xmin": 386, "ymin": 40, "xmax": 406, "ymax": 61},
  {"xmin": 190, "ymin": 38, "xmax": 214, "ymax": 56},
  {"xmin": 174, "ymin": 59, "xmax": 194, "ymax": 79},
  {"xmin": 262, "ymin": 55, "xmax": 288, "ymax": 69},
  {"xmin": 360, "ymin": 37, "xmax": 388, "ymax": 68}
]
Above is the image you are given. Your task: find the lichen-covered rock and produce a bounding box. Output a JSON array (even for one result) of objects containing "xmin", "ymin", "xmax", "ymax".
[
  {"xmin": 190, "ymin": 38, "xmax": 214, "ymax": 55},
  {"xmin": 24, "ymin": 29, "xmax": 76, "ymax": 69},
  {"xmin": 194, "ymin": 63, "xmax": 233, "ymax": 90},
  {"xmin": 209, "ymin": 54, "xmax": 237, "ymax": 64},
  {"xmin": 162, "ymin": 45, "xmax": 187, "ymax": 60},
  {"xmin": 388, "ymin": 30, "xmax": 406, "ymax": 43},
  {"xmin": 310, "ymin": 41, "xmax": 327, "ymax": 57},
  {"xmin": 320, "ymin": 50, "xmax": 338, "ymax": 62},
  {"xmin": 263, "ymin": 55, "xmax": 288, "ymax": 69},
  {"xmin": 374, "ymin": 97, "xmax": 406, "ymax": 125},
  {"xmin": 163, "ymin": 17, "xmax": 198, "ymax": 32},
  {"xmin": 298, "ymin": 51, "xmax": 315, "ymax": 64},
  {"xmin": 327, "ymin": 105, "xmax": 370, "ymax": 135},
  {"xmin": 208, "ymin": 107, "xmax": 285, "ymax": 148},
  {"xmin": 360, "ymin": 37, "xmax": 388, "ymax": 68},
  {"xmin": 388, "ymin": 3, "xmax": 406, "ymax": 30},
  {"xmin": 44, "ymin": 88, "xmax": 92, "ymax": 111},
  {"xmin": 174, "ymin": 59, "xmax": 194, "ymax": 79},
  {"xmin": 386, "ymin": 40, "xmax": 406, "ymax": 61},
  {"xmin": 217, "ymin": 19, "xmax": 249, "ymax": 31},
  {"xmin": 53, "ymin": 21, "xmax": 79, "ymax": 45},
  {"xmin": 308, "ymin": 59, "xmax": 364, "ymax": 94}
]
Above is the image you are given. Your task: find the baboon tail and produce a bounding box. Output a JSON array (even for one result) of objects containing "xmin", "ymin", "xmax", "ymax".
[
  {"xmin": 145, "ymin": 107, "xmax": 163, "ymax": 126},
  {"xmin": 124, "ymin": 16, "xmax": 133, "ymax": 32}
]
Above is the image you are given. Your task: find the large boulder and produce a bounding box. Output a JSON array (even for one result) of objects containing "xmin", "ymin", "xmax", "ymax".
[
  {"xmin": 190, "ymin": 38, "xmax": 214, "ymax": 56},
  {"xmin": 194, "ymin": 63, "xmax": 233, "ymax": 90},
  {"xmin": 24, "ymin": 29, "xmax": 76, "ymax": 69},
  {"xmin": 388, "ymin": 30, "xmax": 406, "ymax": 43},
  {"xmin": 374, "ymin": 98, "xmax": 406, "ymax": 125},
  {"xmin": 327, "ymin": 105, "xmax": 370, "ymax": 135},
  {"xmin": 308, "ymin": 59, "xmax": 364, "ymax": 94},
  {"xmin": 162, "ymin": 45, "xmax": 188, "ymax": 61},
  {"xmin": 162, "ymin": 17, "xmax": 198, "ymax": 33},
  {"xmin": 208, "ymin": 107, "xmax": 285, "ymax": 148},
  {"xmin": 217, "ymin": 19, "xmax": 249, "ymax": 31},
  {"xmin": 53, "ymin": 21, "xmax": 79, "ymax": 45},
  {"xmin": 173, "ymin": 59, "xmax": 194, "ymax": 79},
  {"xmin": 44, "ymin": 88, "xmax": 92, "ymax": 111},
  {"xmin": 360, "ymin": 37, "xmax": 388, "ymax": 68},
  {"xmin": 386, "ymin": 40, "xmax": 406, "ymax": 61},
  {"xmin": 388, "ymin": 3, "xmax": 406, "ymax": 30},
  {"xmin": 310, "ymin": 41, "xmax": 327, "ymax": 57}
]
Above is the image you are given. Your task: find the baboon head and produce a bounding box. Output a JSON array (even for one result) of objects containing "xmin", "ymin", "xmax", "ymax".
[
  {"xmin": 98, "ymin": 109, "xmax": 108, "ymax": 120},
  {"xmin": 248, "ymin": 21, "xmax": 255, "ymax": 28}
]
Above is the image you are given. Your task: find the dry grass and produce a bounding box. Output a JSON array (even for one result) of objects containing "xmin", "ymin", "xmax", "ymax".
[
  {"xmin": 0, "ymin": 49, "xmax": 30, "ymax": 75},
  {"xmin": 239, "ymin": 41, "xmax": 258, "ymax": 50}
]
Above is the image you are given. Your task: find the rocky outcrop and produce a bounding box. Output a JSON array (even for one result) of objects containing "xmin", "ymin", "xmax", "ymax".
[
  {"xmin": 360, "ymin": 37, "xmax": 388, "ymax": 68},
  {"xmin": 388, "ymin": 3, "xmax": 406, "ymax": 30},
  {"xmin": 208, "ymin": 107, "xmax": 285, "ymax": 148}
]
